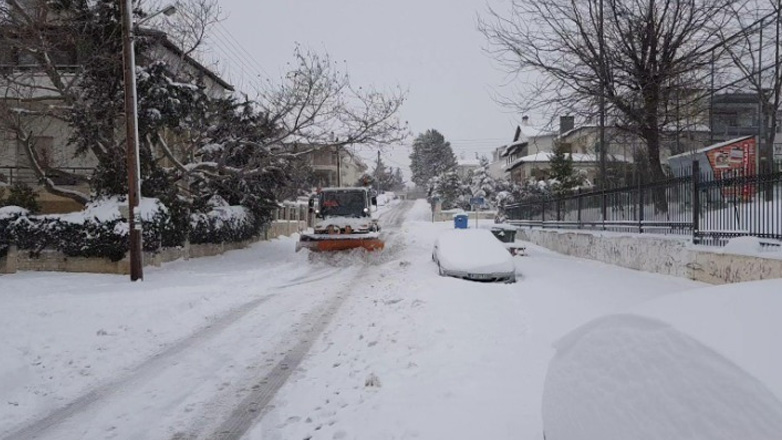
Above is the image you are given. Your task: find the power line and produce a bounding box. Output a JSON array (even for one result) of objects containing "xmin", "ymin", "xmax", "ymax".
[
  {"xmin": 208, "ymin": 30, "xmax": 262, "ymax": 94},
  {"xmin": 215, "ymin": 21, "xmax": 272, "ymax": 81}
]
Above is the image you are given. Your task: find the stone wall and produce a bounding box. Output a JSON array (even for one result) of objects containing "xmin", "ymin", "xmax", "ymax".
[{"xmin": 516, "ymin": 228, "xmax": 782, "ymax": 285}]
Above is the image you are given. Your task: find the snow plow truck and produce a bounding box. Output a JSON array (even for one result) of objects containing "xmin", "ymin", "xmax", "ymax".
[{"xmin": 295, "ymin": 187, "xmax": 384, "ymax": 252}]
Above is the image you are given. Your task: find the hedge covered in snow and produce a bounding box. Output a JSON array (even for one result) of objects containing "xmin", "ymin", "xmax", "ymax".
[{"xmin": 0, "ymin": 196, "xmax": 259, "ymax": 262}]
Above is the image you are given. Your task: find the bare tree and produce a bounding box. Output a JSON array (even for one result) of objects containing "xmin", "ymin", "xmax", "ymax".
[
  {"xmin": 718, "ymin": 0, "xmax": 782, "ymax": 181},
  {"xmin": 480, "ymin": 0, "xmax": 738, "ymax": 210},
  {"xmin": 257, "ymin": 47, "xmax": 408, "ymax": 149},
  {"xmin": 145, "ymin": 0, "xmax": 222, "ymax": 58}
]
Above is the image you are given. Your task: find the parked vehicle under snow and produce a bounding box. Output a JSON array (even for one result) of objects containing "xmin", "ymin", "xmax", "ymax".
[{"xmin": 432, "ymin": 228, "xmax": 516, "ymax": 283}]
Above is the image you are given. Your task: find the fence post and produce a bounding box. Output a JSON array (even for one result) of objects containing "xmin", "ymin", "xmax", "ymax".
[
  {"xmin": 692, "ymin": 160, "xmax": 700, "ymax": 244},
  {"xmin": 576, "ymin": 189, "xmax": 582, "ymax": 229},
  {"xmin": 638, "ymin": 183, "xmax": 644, "ymax": 234},
  {"xmin": 601, "ymin": 191, "xmax": 607, "ymax": 230},
  {"xmin": 556, "ymin": 198, "xmax": 561, "ymax": 222}
]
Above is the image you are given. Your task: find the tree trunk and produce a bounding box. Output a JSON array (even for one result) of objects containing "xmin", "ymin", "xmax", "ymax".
[{"xmin": 643, "ymin": 127, "xmax": 669, "ymax": 214}]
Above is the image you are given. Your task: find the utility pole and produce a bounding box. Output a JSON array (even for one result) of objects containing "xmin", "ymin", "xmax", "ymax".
[
  {"xmin": 759, "ymin": 17, "xmax": 765, "ymax": 176},
  {"xmin": 376, "ymin": 150, "xmax": 381, "ymax": 194},
  {"xmin": 598, "ymin": 0, "xmax": 607, "ymax": 193},
  {"xmin": 120, "ymin": 0, "xmax": 143, "ymax": 281},
  {"xmin": 335, "ymin": 145, "xmax": 342, "ymax": 187}
]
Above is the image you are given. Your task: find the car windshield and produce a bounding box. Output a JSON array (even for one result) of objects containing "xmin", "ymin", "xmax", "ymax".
[{"xmin": 318, "ymin": 191, "xmax": 367, "ymax": 218}]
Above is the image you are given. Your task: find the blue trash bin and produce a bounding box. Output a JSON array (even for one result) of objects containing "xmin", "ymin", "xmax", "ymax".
[{"xmin": 454, "ymin": 214, "xmax": 468, "ymax": 229}]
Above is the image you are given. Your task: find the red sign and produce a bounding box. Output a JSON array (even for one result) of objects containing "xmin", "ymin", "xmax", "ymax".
[{"xmin": 705, "ymin": 138, "xmax": 755, "ymax": 201}]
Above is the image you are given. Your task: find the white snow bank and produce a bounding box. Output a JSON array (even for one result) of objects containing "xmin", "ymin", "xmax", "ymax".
[
  {"xmin": 0, "ymin": 206, "xmax": 28, "ymax": 218},
  {"xmin": 44, "ymin": 197, "xmax": 168, "ymax": 224},
  {"xmin": 543, "ymin": 279, "xmax": 782, "ymax": 440},
  {"xmin": 722, "ymin": 235, "xmax": 781, "ymax": 257},
  {"xmin": 435, "ymin": 228, "xmax": 514, "ymax": 274}
]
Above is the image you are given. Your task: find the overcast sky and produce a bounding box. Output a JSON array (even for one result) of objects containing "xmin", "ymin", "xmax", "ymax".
[{"xmin": 213, "ymin": 0, "xmax": 523, "ymax": 181}]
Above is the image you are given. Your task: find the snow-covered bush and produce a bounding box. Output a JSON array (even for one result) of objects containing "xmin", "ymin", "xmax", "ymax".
[
  {"xmin": 7, "ymin": 198, "xmax": 171, "ymax": 261},
  {"xmin": 189, "ymin": 196, "xmax": 259, "ymax": 245},
  {"xmin": 0, "ymin": 206, "xmax": 28, "ymax": 259}
]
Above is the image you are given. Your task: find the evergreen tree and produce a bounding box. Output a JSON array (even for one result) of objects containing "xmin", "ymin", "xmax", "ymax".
[
  {"xmin": 548, "ymin": 141, "xmax": 581, "ymax": 194},
  {"xmin": 390, "ymin": 167, "xmax": 406, "ymax": 191},
  {"xmin": 428, "ymin": 170, "xmax": 471, "ymax": 210},
  {"xmin": 469, "ymin": 156, "xmax": 496, "ymax": 207},
  {"xmin": 409, "ymin": 129, "xmax": 457, "ymax": 187}
]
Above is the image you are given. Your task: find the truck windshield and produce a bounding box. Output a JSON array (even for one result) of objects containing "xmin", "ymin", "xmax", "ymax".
[{"xmin": 318, "ymin": 191, "xmax": 367, "ymax": 218}]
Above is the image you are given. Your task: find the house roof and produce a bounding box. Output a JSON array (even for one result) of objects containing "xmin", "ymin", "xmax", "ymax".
[
  {"xmin": 458, "ymin": 158, "xmax": 481, "ymax": 167},
  {"xmin": 668, "ymin": 135, "xmax": 754, "ymax": 160},
  {"xmin": 500, "ymin": 140, "xmax": 528, "ymax": 158},
  {"xmin": 506, "ymin": 151, "xmax": 632, "ymax": 169},
  {"xmin": 520, "ymin": 124, "xmax": 557, "ymax": 139},
  {"xmin": 139, "ymin": 28, "xmax": 234, "ymax": 92}
]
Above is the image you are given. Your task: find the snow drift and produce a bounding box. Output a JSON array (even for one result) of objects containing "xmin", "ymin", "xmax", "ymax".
[{"xmin": 542, "ymin": 279, "xmax": 782, "ymax": 440}]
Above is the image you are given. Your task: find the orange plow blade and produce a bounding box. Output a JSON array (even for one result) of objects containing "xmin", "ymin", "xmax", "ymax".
[{"xmin": 296, "ymin": 234, "xmax": 384, "ymax": 252}]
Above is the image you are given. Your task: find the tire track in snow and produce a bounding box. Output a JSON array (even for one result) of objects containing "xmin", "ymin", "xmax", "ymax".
[
  {"xmin": 201, "ymin": 291, "xmax": 349, "ymax": 440},
  {"xmin": 181, "ymin": 201, "xmax": 414, "ymax": 440},
  {"xmin": 2, "ymin": 266, "xmax": 342, "ymax": 440}
]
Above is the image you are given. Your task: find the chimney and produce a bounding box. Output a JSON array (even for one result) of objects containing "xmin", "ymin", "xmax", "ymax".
[
  {"xmin": 512, "ymin": 126, "xmax": 522, "ymax": 142},
  {"xmin": 559, "ymin": 116, "xmax": 575, "ymax": 135},
  {"xmin": 521, "ymin": 115, "xmax": 530, "ymax": 126}
]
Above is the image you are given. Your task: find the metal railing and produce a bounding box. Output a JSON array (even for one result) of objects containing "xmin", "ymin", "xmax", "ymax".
[
  {"xmin": 0, "ymin": 166, "xmax": 93, "ymax": 186},
  {"xmin": 505, "ymin": 162, "xmax": 782, "ymax": 246}
]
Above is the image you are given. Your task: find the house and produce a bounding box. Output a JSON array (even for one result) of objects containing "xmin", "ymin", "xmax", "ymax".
[
  {"xmin": 295, "ymin": 144, "xmax": 368, "ymax": 188},
  {"xmin": 508, "ymin": 150, "xmax": 631, "ymax": 183},
  {"xmin": 455, "ymin": 157, "xmax": 481, "ymax": 180},
  {"xmin": 0, "ymin": 27, "xmax": 234, "ymax": 212},
  {"xmin": 710, "ymin": 92, "xmax": 782, "ymax": 171},
  {"xmin": 498, "ymin": 116, "xmax": 562, "ymax": 183}
]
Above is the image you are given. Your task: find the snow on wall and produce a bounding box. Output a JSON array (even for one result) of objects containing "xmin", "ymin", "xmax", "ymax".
[{"xmin": 516, "ymin": 228, "xmax": 782, "ymax": 284}]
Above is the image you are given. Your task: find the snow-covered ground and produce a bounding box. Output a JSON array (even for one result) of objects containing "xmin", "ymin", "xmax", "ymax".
[
  {"xmin": 543, "ymin": 280, "xmax": 782, "ymax": 440},
  {"xmin": 4, "ymin": 199, "xmax": 771, "ymax": 440}
]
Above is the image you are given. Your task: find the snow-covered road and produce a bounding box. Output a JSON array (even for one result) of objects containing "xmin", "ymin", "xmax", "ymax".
[{"xmin": 0, "ymin": 200, "xmax": 705, "ymax": 440}]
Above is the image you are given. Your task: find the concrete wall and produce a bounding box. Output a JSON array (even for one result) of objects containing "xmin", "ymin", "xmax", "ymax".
[
  {"xmin": 0, "ymin": 219, "xmax": 307, "ymax": 276},
  {"xmin": 515, "ymin": 228, "xmax": 782, "ymax": 285}
]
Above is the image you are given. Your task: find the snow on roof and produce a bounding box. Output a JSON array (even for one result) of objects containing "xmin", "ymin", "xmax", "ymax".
[
  {"xmin": 516, "ymin": 151, "xmax": 632, "ymax": 164},
  {"xmin": 520, "ymin": 124, "xmax": 557, "ymax": 139},
  {"xmin": 317, "ymin": 187, "xmax": 370, "ymax": 192},
  {"xmin": 500, "ymin": 140, "xmax": 528, "ymax": 158},
  {"xmin": 557, "ymin": 124, "xmax": 598, "ymax": 139},
  {"xmin": 458, "ymin": 158, "xmax": 481, "ymax": 167},
  {"xmin": 668, "ymin": 135, "xmax": 754, "ymax": 159}
]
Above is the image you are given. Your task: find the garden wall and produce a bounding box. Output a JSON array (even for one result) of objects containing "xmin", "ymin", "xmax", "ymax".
[
  {"xmin": 0, "ymin": 219, "xmax": 307, "ymax": 276},
  {"xmin": 515, "ymin": 228, "xmax": 782, "ymax": 285}
]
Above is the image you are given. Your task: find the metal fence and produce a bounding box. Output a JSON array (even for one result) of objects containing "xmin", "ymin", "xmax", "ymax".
[
  {"xmin": 0, "ymin": 166, "xmax": 93, "ymax": 186},
  {"xmin": 505, "ymin": 162, "xmax": 782, "ymax": 246}
]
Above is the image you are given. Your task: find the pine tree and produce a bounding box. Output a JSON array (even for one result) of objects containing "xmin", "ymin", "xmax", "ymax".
[
  {"xmin": 548, "ymin": 141, "xmax": 580, "ymax": 194},
  {"xmin": 428, "ymin": 170, "xmax": 471, "ymax": 210},
  {"xmin": 469, "ymin": 156, "xmax": 496, "ymax": 207},
  {"xmin": 390, "ymin": 167, "xmax": 406, "ymax": 191},
  {"xmin": 409, "ymin": 129, "xmax": 457, "ymax": 188}
]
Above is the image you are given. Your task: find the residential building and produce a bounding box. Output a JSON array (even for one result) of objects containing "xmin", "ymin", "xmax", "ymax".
[
  {"xmin": 495, "ymin": 114, "xmax": 710, "ymax": 184},
  {"xmin": 709, "ymin": 92, "xmax": 782, "ymax": 171},
  {"xmin": 455, "ymin": 157, "xmax": 480, "ymax": 180},
  {"xmin": 0, "ymin": 27, "xmax": 234, "ymax": 212},
  {"xmin": 297, "ymin": 145, "xmax": 368, "ymax": 188}
]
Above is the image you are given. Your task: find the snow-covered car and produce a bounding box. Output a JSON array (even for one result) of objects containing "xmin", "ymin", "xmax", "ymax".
[
  {"xmin": 432, "ymin": 229, "xmax": 516, "ymax": 283},
  {"xmin": 542, "ymin": 279, "xmax": 782, "ymax": 440}
]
